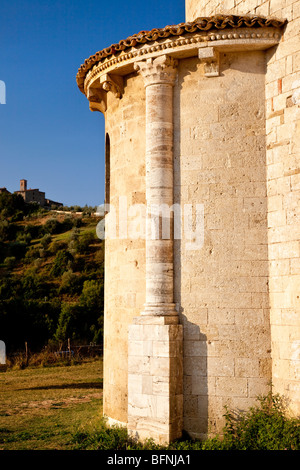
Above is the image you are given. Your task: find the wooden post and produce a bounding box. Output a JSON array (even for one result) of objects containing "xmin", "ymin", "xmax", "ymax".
[{"xmin": 25, "ymin": 342, "xmax": 28, "ymax": 366}]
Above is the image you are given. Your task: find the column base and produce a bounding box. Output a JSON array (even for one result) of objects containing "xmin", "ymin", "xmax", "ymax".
[
  {"xmin": 141, "ymin": 302, "xmax": 178, "ymax": 317},
  {"xmin": 128, "ymin": 315, "xmax": 183, "ymax": 445}
]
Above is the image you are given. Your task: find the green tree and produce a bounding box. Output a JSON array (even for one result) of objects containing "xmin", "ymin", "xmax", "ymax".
[
  {"xmin": 54, "ymin": 303, "xmax": 80, "ymax": 342},
  {"xmin": 79, "ymin": 280, "xmax": 103, "ymax": 311},
  {"xmin": 59, "ymin": 269, "xmax": 82, "ymax": 295},
  {"xmin": 40, "ymin": 233, "xmax": 52, "ymax": 249},
  {"xmin": 77, "ymin": 231, "xmax": 95, "ymax": 254},
  {"xmin": 21, "ymin": 272, "xmax": 48, "ymax": 299},
  {"xmin": 0, "ymin": 193, "xmax": 26, "ymax": 217},
  {"xmin": 51, "ymin": 250, "xmax": 74, "ymax": 277},
  {"xmin": 79, "ymin": 280, "xmax": 104, "ymax": 343},
  {"xmin": 0, "ymin": 219, "xmax": 9, "ymax": 242},
  {"xmin": 43, "ymin": 218, "xmax": 60, "ymax": 235}
]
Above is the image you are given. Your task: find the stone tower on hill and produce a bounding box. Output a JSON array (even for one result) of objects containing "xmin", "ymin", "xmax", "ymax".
[
  {"xmin": 15, "ymin": 179, "xmax": 63, "ymax": 208},
  {"xmin": 77, "ymin": 0, "xmax": 300, "ymax": 444}
]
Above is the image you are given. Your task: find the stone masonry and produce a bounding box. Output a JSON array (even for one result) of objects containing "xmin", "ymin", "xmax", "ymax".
[
  {"xmin": 187, "ymin": 0, "xmax": 300, "ymax": 432},
  {"xmin": 77, "ymin": 0, "xmax": 299, "ymax": 444}
]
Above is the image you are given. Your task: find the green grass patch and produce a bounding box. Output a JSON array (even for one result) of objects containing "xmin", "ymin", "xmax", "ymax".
[
  {"xmin": 1, "ymin": 362, "xmax": 299, "ymax": 451},
  {"xmin": 0, "ymin": 358, "xmax": 103, "ymax": 450}
]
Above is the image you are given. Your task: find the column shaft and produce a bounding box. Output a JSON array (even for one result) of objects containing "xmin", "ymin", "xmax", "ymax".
[
  {"xmin": 128, "ymin": 55, "xmax": 183, "ymax": 445},
  {"xmin": 139, "ymin": 56, "xmax": 178, "ymax": 317}
]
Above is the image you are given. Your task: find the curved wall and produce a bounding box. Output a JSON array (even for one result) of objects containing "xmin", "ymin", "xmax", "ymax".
[
  {"xmin": 186, "ymin": 0, "xmax": 300, "ymax": 419},
  {"xmin": 174, "ymin": 50, "xmax": 271, "ymax": 438},
  {"xmin": 103, "ymin": 72, "xmax": 146, "ymax": 423},
  {"xmin": 103, "ymin": 49, "xmax": 275, "ymax": 437}
]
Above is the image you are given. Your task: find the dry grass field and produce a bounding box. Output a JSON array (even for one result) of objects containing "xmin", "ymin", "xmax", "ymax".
[{"xmin": 0, "ymin": 358, "xmax": 103, "ymax": 450}]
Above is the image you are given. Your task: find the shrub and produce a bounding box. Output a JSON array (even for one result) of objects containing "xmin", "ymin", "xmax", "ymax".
[
  {"xmin": 24, "ymin": 245, "xmax": 40, "ymax": 262},
  {"xmin": 43, "ymin": 218, "xmax": 60, "ymax": 235},
  {"xmin": 216, "ymin": 391, "xmax": 300, "ymax": 450},
  {"xmin": 76, "ymin": 231, "xmax": 95, "ymax": 254},
  {"xmin": 4, "ymin": 256, "xmax": 16, "ymax": 269},
  {"xmin": 16, "ymin": 231, "xmax": 32, "ymax": 245},
  {"xmin": 40, "ymin": 233, "xmax": 52, "ymax": 249},
  {"xmin": 58, "ymin": 269, "xmax": 83, "ymax": 295}
]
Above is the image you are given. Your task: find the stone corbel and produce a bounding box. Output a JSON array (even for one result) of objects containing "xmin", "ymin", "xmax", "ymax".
[
  {"xmin": 198, "ymin": 47, "xmax": 220, "ymax": 77},
  {"xmin": 100, "ymin": 73, "xmax": 124, "ymax": 98},
  {"xmin": 87, "ymin": 86, "xmax": 107, "ymax": 113}
]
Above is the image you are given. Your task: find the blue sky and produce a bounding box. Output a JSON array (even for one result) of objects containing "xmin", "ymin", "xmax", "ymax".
[{"xmin": 0, "ymin": 0, "xmax": 185, "ymax": 207}]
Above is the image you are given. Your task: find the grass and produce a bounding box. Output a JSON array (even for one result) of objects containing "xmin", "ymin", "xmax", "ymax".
[
  {"xmin": 1, "ymin": 358, "xmax": 299, "ymax": 451},
  {"xmin": 72, "ymin": 391, "xmax": 300, "ymax": 451},
  {"xmin": 0, "ymin": 357, "xmax": 103, "ymax": 450}
]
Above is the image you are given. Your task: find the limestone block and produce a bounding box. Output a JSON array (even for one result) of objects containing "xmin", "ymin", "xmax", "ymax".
[
  {"xmin": 236, "ymin": 358, "xmax": 261, "ymax": 378},
  {"xmin": 207, "ymin": 357, "xmax": 235, "ymax": 377},
  {"xmin": 128, "ymin": 317, "xmax": 183, "ymax": 444},
  {"xmin": 248, "ymin": 378, "xmax": 271, "ymax": 397},
  {"xmin": 216, "ymin": 377, "xmax": 248, "ymax": 397},
  {"xmin": 191, "ymin": 376, "xmax": 216, "ymax": 396},
  {"xmin": 291, "ymin": 258, "xmax": 300, "ymax": 274}
]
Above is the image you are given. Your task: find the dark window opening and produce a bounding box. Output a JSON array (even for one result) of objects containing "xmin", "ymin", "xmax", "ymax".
[{"xmin": 105, "ymin": 132, "xmax": 110, "ymax": 208}]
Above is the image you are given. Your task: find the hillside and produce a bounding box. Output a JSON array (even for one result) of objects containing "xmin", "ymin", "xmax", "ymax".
[{"xmin": 0, "ymin": 192, "xmax": 104, "ymax": 354}]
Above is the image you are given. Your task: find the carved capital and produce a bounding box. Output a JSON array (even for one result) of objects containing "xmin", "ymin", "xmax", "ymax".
[
  {"xmin": 134, "ymin": 55, "xmax": 178, "ymax": 87},
  {"xmin": 198, "ymin": 47, "xmax": 220, "ymax": 77}
]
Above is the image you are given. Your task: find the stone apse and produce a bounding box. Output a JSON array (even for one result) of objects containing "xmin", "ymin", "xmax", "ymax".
[{"xmin": 77, "ymin": 0, "xmax": 300, "ymax": 444}]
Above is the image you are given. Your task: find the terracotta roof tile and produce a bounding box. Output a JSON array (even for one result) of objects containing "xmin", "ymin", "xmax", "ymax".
[{"xmin": 76, "ymin": 15, "xmax": 287, "ymax": 92}]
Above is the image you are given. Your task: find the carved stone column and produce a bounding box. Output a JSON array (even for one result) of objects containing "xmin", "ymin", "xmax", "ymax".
[
  {"xmin": 135, "ymin": 55, "xmax": 179, "ymax": 318},
  {"xmin": 127, "ymin": 55, "xmax": 183, "ymax": 444}
]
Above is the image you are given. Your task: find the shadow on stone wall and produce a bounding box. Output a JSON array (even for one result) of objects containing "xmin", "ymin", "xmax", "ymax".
[
  {"xmin": 180, "ymin": 312, "xmax": 208, "ymax": 439},
  {"xmin": 173, "ymin": 57, "xmax": 209, "ymax": 439},
  {"xmin": 173, "ymin": 51, "xmax": 271, "ymax": 439}
]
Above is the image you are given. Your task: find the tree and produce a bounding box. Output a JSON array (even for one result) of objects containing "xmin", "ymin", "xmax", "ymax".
[
  {"xmin": 80, "ymin": 279, "xmax": 103, "ymax": 312},
  {"xmin": 40, "ymin": 233, "xmax": 52, "ymax": 249},
  {"xmin": 51, "ymin": 250, "xmax": 74, "ymax": 277},
  {"xmin": 77, "ymin": 231, "xmax": 95, "ymax": 254},
  {"xmin": 0, "ymin": 193, "xmax": 26, "ymax": 217},
  {"xmin": 0, "ymin": 219, "xmax": 9, "ymax": 242}
]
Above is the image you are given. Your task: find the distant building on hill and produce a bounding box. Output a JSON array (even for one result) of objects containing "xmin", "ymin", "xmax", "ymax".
[{"xmin": 14, "ymin": 179, "xmax": 63, "ymax": 208}]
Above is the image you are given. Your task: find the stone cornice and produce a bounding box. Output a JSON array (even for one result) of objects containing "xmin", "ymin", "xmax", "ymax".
[{"xmin": 76, "ymin": 15, "xmax": 287, "ymax": 94}]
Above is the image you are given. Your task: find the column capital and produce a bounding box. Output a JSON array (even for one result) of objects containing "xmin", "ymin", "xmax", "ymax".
[{"xmin": 134, "ymin": 55, "xmax": 178, "ymax": 87}]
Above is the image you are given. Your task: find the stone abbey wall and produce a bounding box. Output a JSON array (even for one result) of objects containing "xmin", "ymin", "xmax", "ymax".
[
  {"xmin": 174, "ymin": 51, "xmax": 271, "ymax": 438},
  {"xmin": 186, "ymin": 0, "xmax": 300, "ymax": 420},
  {"xmin": 186, "ymin": 0, "xmax": 298, "ymax": 19},
  {"xmin": 103, "ymin": 73, "xmax": 146, "ymax": 424},
  {"xmin": 78, "ymin": 0, "xmax": 299, "ymax": 443},
  {"xmin": 102, "ymin": 49, "xmax": 282, "ymax": 439}
]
